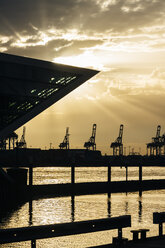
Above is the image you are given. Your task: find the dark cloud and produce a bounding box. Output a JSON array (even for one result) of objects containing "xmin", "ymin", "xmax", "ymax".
[
  {"xmin": 84, "ymin": 0, "xmax": 165, "ymax": 33},
  {"xmin": 0, "ymin": 0, "xmax": 98, "ymax": 35},
  {"xmin": 0, "ymin": 0, "xmax": 165, "ymax": 36},
  {"xmin": 0, "ymin": 0, "xmax": 165, "ymax": 61}
]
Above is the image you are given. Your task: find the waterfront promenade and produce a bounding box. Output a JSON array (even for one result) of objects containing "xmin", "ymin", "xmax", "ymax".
[{"xmin": 91, "ymin": 236, "xmax": 165, "ymax": 247}]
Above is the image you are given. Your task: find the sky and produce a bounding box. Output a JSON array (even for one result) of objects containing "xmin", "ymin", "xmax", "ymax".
[{"xmin": 1, "ymin": 0, "xmax": 165, "ymax": 154}]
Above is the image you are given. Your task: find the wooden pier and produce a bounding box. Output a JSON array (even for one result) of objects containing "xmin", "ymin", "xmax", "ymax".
[
  {"xmin": 0, "ymin": 215, "xmax": 131, "ymax": 247},
  {"xmin": 25, "ymin": 179, "xmax": 165, "ymax": 198},
  {"xmin": 1, "ymin": 148, "xmax": 165, "ymax": 201},
  {"xmin": 1, "ymin": 212, "xmax": 165, "ymax": 248}
]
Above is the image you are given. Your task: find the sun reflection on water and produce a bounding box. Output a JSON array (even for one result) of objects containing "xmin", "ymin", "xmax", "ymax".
[{"xmin": 1, "ymin": 168, "xmax": 165, "ymax": 247}]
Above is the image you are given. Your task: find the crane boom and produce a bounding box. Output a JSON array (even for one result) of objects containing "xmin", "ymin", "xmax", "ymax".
[
  {"xmin": 84, "ymin": 124, "xmax": 97, "ymax": 150},
  {"xmin": 147, "ymin": 125, "xmax": 162, "ymax": 156},
  {"xmin": 116, "ymin": 124, "xmax": 123, "ymax": 143},
  {"xmin": 110, "ymin": 124, "xmax": 124, "ymax": 156},
  {"xmin": 156, "ymin": 125, "xmax": 161, "ymax": 139},
  {"xmin": 59, "ymin": 127, "xmax": 70, "ymax": 149}
]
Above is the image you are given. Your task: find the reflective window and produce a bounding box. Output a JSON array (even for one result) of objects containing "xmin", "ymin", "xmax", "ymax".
[{"xmin": 0, "ymin": 60, "xmax": 81, "ymax": 131}]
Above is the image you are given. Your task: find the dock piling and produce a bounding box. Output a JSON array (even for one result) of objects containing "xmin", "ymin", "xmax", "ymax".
[
  {"xmin": 29, "ymin": 167, "xmax": 33, "ymax": 186},
  {"xmin": 118, "ymin": 228, "xmax": 122, "ymax": 239},
  {"xmin": 139, "ymin": 165, "xmax": 142, "ymax": 182},
  {"xmin": 107, "ymin": 193, "xmax": 111, "ymax": 217},
  {"xmin": 108, "ymin": 166, "xmax": 111, "ymax": 183},
  {"xmin": 126, "ymin": 166, "xmax": 128, "ymax": 181},
  {"xmin": 159, "ymin": 223, "xmax": 163, "ymax": 236},
  {"xmin": 71, "ymin": 166, "xmax": 75, "ymax": 184},
  {"xmin": 29, "ymin": 200, "xmax": 33, "ymax": 225},
  {"xmin": 71, "ymin": 195, "xmax": 75, "ymax": 222},
  {"xmin": 31, "ymin": 239, "xmax": 36, "ymax": 248}
]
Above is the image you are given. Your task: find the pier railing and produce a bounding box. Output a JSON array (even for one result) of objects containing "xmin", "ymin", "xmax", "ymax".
[
  {"xmin": 153, "ymin": 212, "xmax": 165, "ymax": 237},
  {"xmin": 0, "ymin": 215, "xmax": 131, "ymax": 248}
]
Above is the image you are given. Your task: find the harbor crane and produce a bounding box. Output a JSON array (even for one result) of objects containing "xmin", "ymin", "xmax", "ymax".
[
  {"xmin": 161, "ymin": 133, "xmax": 165, "ymax": 155},
  {"xmin": 59, "ymin": 127, "xmax": 70, "ymax": 149},
  {"xmin": 147, "ymin": 125, "xmax": 162, "ymax": 156},
  {"xmin": 110, "ymin": 124, "xmax": 124, "ymax": 156},
  {"xmin": 16, "ymin": 126, "xmax": 27, "ymax": 148},
  {"xmin": 84, "ymin": 124, "xmax": 97, "ymax": 151}
]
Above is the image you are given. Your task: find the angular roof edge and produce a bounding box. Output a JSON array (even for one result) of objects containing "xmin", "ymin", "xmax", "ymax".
[
  {"xmin": 0, "ymin": 53, "xmax": 100, "ymax": 139},
  {"xmin": 0, "ymin": 52, "xmax": 99, "ymax": 75}
]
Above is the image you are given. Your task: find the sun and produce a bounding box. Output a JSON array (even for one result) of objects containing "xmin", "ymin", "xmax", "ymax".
[{"xmin": 53, "ymin": 51, "xmax": 104, "ymax": 71}]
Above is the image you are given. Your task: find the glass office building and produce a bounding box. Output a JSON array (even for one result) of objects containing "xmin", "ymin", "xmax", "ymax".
[{"xmin": 0, "ymin": 53, "xmax": 99, "ymax": 140}]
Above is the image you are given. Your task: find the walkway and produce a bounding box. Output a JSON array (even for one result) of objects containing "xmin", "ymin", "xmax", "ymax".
[{"xmin": 90, "ymin": 236, "xmax": 165, "ymax": 248}]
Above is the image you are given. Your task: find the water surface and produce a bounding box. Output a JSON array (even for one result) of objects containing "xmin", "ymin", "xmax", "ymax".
[{"xmin": 1, "ymin": 167, "xmax": 165, "ymax": 247}]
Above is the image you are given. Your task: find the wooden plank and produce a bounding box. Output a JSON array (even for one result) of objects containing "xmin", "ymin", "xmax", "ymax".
[{"xmin": 0, "ymin": 215, "xmax": 131, "ymax": 244}]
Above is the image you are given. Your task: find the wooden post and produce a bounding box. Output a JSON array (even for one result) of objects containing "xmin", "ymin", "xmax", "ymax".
[
  {"xmin": 159, "ymin": 223, "xmax": 163, "ymax": 236},
  {"xmin": 9, "ymin": 138, "xmax": 11, "ymax": 150},
  {"xmin": 29, "ymin": 200, "xmax": 33, "ymax": 225},
  {"xmin": 29, "ymin": 167, "xmax": 33, "ymax": 186},
  {"xmin": 107, "ymin": 193, "xmax": 111, "ymax": 218},
  {"xmin": 71, "ymin": 195, "xmax": 75, "ymax": 222},
  {"xmin": 71, "ymin": 166, "xmax": 75, "ymax": 184},
  {"xmin": 138, "ymin": 198, "xmax": 142, "ymax": 222},
  {"xmin": 139, "ymin": 165, "xmax": 142, "ymax": 182},
  {"xmin": 125, "ymin": 166, "xmax": 128, "ymax": 181},
  {"xmin": 118, "ymin": 228, "xmax": 122, "ymax": 239},
  {"xmin": 108, "ymin": 166, "xmax": 111, "ymax": 183},
  {"xmin": 139, "ymin": 190, "xmax": 142, "ymax": 197},
  {"xmin": 31, "ymin": 239, "xmax": 36, "ymax": 248},
  {"xmin": 139, "ymin": 165, "xmax": 142, "ymax": 196}
]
